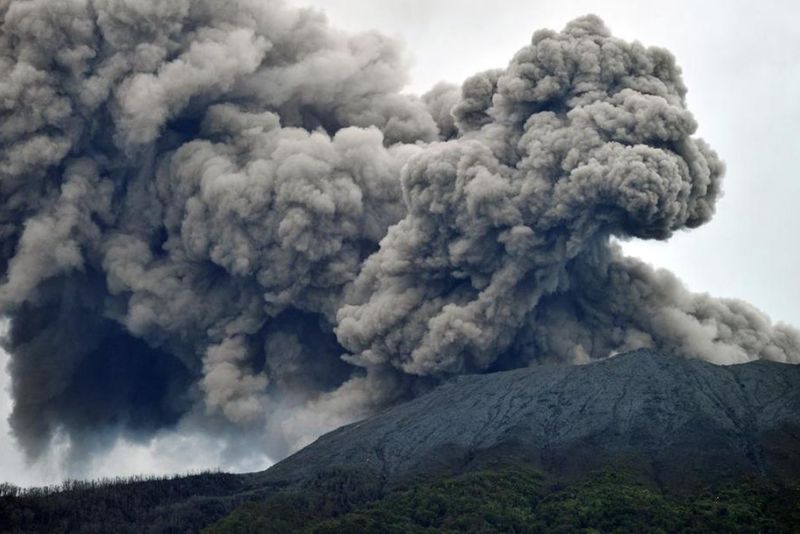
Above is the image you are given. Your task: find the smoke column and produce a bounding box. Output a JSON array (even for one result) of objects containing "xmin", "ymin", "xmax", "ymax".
[{"xmin": 0, "ymin": 0, "xmax": 797, "ymax": 469}]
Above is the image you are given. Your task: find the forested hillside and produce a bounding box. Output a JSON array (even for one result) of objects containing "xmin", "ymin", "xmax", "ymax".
[{"xmin": 3, "ymin": 466, "xmax": 799, "ymax": 533}]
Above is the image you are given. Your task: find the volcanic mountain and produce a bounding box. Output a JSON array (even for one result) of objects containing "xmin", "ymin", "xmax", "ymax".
[
  {"xmin": 258, "ymin": 348, "xmax": 800, "ymax": 490},
  {"xmin": 3, "ymin": 349, "xmax": 800, "ymax": 532}
]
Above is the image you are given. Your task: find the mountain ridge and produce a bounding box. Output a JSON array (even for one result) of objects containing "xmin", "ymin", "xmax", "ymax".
[
  {"xmin": 4, "ymin": 349, "xmax": 800, "ymax": 532},
  {"xmin": 255, "ymin": 349, "xmax": 800, "ymax": 489}
]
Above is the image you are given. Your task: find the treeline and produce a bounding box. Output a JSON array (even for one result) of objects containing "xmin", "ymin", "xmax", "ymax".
[
  {"xmin": 0, "ymin": 470, "xmax": 251, "ymax": 533},
  {"xmin": 208, "ymin": 469, "xmax": 800, "ymax": 533},
  {"xmin": 4, "ymin": 465, "xmax": 800, "ymax": 533},
  {"xmin": 1, "ymin": 470, "xmax": 226, "ymax": 498}
]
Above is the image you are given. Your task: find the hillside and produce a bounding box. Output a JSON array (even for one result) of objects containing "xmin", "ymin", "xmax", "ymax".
[
  {"xmin": 208, "ymin": 468, "xmax": 800, "ymax": 533},
  {"xmin": 258, "ymin": 349, "xmax": 800, "ymax": 489},
  {"xmin": 2, "ymin": 349, "xmax": 800, "ymax": 532}
]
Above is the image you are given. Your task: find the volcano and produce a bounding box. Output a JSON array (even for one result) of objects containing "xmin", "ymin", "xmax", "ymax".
[
  {"xmin": 6, "ymin": 349, "xmax": 800, "ymax": 532},
  {"xmin": 257, "ymin": 349, "xmax": 800, "ymax": 490}
]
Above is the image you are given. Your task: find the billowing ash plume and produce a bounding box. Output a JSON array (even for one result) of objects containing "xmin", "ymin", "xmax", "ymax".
[{"xmin": 0, "ymin": 0, "xmax": 798, "ymax": 466}]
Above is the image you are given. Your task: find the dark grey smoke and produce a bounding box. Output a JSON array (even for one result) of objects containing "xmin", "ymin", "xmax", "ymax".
[{"xmin": 0, "ymin": 0, "xmax": 797, "ymax": 466}]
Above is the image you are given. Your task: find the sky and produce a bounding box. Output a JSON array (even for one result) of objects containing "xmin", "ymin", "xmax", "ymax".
[{"xmin": 1, "ymin": 0, "xmax": 798, "ymax": 487}]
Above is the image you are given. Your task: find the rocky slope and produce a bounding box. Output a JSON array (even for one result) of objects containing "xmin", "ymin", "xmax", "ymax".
[
  {"xmin": 256, "ymin": 349, "xmax": 800, "ymax": 489},
  {"xmin": 5, "ymin": 349, "xmax": 800, "ymax": 532}
]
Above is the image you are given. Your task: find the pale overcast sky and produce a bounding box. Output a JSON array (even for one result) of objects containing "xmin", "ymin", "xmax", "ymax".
[{"xmin": 2, "ymin": 0, "xmax": 798, "ymax": 486}]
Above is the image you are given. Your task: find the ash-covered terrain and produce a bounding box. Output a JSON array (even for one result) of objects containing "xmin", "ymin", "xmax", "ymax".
[
  {"xmin": 258, "ymin": 349, "xmax": 800, "ymax": 489},
  {"xmin": 3, "ymin": 350, "xmax": 800, "ymax": 532}
]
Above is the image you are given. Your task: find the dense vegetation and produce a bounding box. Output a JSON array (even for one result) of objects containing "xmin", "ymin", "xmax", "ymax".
[
  {"xmin": 0, "ymin": 471, "xmax": 249, "ymax": 533},
  {"xmin": 2, "ymin": 467, "xmax": 799, "ymax": 532},
  {"xmin": 207, "ymin": 469, "xmax": 800, "ymax": 533}
]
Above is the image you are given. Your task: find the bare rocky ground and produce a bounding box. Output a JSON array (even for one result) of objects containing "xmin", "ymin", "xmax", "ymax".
[{"xmin": 255, "ymin": 349, "xmax": 800, "ymax": 490}]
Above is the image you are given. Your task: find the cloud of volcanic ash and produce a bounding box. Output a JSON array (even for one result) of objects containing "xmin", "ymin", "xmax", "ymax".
[{"xmin": 0, "ymin": 0, "xmax": 798, "ymax": 472}]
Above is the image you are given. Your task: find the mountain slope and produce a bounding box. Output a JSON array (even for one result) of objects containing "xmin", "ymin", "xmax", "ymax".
[
  {"xmin": 4, "ymin": 349, "xmax": 800, "ymax": 532},
  {"xmin": 257, "ymin": 349, "xmax": 800, "ymax": 489}
]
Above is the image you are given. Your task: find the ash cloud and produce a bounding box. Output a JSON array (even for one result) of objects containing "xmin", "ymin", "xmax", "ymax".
[{"xmin": 0, "ymin": 1, "xmax": 797, "ymax": 469}]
